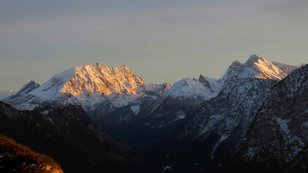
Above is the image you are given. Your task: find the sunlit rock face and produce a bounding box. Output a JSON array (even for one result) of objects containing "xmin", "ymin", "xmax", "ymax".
[
  {"xmin": 61, "ymin": 64, "xmax": 144, "ymax": 96},
  {"xmin": 31, "ymin": 64, "xmax": 144, "ymax": 98}
]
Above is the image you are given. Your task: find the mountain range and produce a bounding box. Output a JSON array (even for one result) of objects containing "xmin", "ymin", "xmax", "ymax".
[{"xmin": 1, "ymin": 55, "xmax": 307, "ymax": 173}]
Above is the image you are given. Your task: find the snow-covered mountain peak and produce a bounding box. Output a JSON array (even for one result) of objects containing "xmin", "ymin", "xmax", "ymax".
[
  {"xmin": 245, "ymin": 55, "xmax": 292, "ymax": 80},
  {"xmin": 31, "ymin": 64, "xmax": 144, "ymax": 99},
  {"xmin": 245, "ymin": 54, "xmax": 265, "ymax": 64},
  {"xmin": 165, "ymin": 78, "xmax": 218, "ymax": 99},
  {"xmin": 222, "ymin": 55, "xmax": 298, "ymax": 81},
  {"xmin": 5, "ymin": 64, "xmax": 146, "ymax": 110}
]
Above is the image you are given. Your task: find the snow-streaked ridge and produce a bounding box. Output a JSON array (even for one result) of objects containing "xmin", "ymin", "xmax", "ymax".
[
  {"xmin": 6, "ymin": 55, "xmax": 299, "ymax": 112},
  {"xmin": 162, "ymin": 54, "xmax": 298, "ymax": 108},
  {"xmin": 31, "ymin": 67, "xmax": 75, "ymax": 99},
  {"xmin": 222, "ymin": 54, "xmax": 298, "ymax": 81}
]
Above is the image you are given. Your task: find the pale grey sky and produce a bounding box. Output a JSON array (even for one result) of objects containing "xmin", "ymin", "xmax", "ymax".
[{"xmin": 0, "ymin": 0, "xmax": 307, "ymax": 90}]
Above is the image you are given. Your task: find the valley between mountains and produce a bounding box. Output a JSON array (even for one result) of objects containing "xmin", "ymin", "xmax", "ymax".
[{"xmin": 1, "ymin": 55, "xmax": 307, "ymax": 173}]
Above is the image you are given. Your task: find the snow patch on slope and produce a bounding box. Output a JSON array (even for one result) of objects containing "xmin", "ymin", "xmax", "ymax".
[
  {"xmin": 130, "ymin": 104, "xmax": 140, "ymax": 115},
  {"xmin": 175, "ymin": 111, "xmax": 186, "ymax": 120},
  {"xmin": 274, "ymin": 117, "xmax": 291, "ymax": 135}
]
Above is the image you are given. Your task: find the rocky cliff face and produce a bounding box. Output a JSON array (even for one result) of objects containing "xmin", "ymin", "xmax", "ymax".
[
  {"xmin": 60, "ymin": 64, "xmax": 144, "ymax": 96},
  {"xmin": 233, "ymin": 65, "xmax": 308, "ymax": 172}
]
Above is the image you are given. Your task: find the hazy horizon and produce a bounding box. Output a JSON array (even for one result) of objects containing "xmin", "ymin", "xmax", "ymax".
[{"xmin": 1, "ymin": 0, "xmax": 307, "ymax": 90}]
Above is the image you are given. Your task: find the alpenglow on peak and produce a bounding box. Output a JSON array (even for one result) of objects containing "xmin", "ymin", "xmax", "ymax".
[
  {"xmin": 222, "ymin": 54, "xmax": 298, "ymax": 81},
  {"xmin": 32, "ymin": 64, "xmax": 144, "ymax": 98}
]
